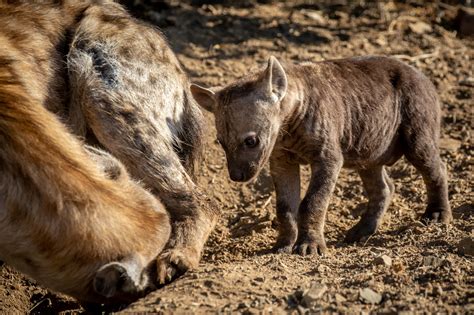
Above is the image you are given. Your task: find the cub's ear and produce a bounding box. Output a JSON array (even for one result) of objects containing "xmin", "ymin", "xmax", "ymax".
[
  {"xmin": 263, "ymin": 56, "xmax": 287, "ymax": 102},
  {"xmin": 190, "ymin": 84, "xmax": 217, "ymax": 113}
]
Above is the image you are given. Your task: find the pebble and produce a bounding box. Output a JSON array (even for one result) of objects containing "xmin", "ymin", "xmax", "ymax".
[
  {"xmin": 302, "ymin": 283, "xmax": 327, "ymax": 307},
  {"xmin": 433, "ymin": 284, "xmax": 444, "ymax": 296},
  {"xmin": 408, "ymin": 21, "xmax": 432, "ymax": 34},
  {"xmin": 374, "ymin": 255, "xmax": 392, "ymax": 267},
  {"xmin": 423, "ymin": 256, "xmax": 442, "ymax": 268},
  {"xmin": 335, "ymin": 293, "xmax": 347, "ymax": 303},
  {"xmin": 392, "ymin": 260, "xmax": 406, "ymax": 273},
  {"xmin": 301, "ymin": 10, "xmax": 326, "ymax": 25},
  {"xmin": 359, "ymin": 288, "xmax": 382, "ymax": 304},
  {"xmin": 439, "ymin": 138, "xmax": 462, "ymax": 152}
]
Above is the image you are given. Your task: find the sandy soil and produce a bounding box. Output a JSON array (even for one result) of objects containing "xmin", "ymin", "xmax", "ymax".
[{"xmin": 1, "ymin": 1, "xmax": 472, "ymax": 313}]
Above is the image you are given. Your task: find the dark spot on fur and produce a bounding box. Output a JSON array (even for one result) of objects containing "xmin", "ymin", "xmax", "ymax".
[
  {"xmin": 147, "ymin": 39, "xmax": 157, "ymax": 53},
  {"xmin": 88, "ymin": 47, "xmax": 118, "ymax": 88},
  {"xmin": 167, "ymin": 90, "xmax": 204, "ymax": 177},
  {"xmin": 100, "ymin": 13, "xmax": 128, "ymax": 30},
  {"xmin": 119, "ymin": 109, "xmax": 138, "ymax": 125},
  {"xmin": 119, "ymin": 46, "xmax": 133, "ymax": 59},
  {"xmin": 148, "ymin": 74, "xmax": 157, "ymax": 85},
  {"xmin": 24, "ymin": 257, "xmax": 38, "ymax": 271},
  {"xmin": 389, "ymin": 70, "xmax": 402, "ymax": 89},
  {"xmin": 136, "ymin": 66, "xmax": 144, "ymax": 77}
]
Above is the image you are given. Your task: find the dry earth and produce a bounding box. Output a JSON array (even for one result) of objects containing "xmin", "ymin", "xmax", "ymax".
[{"xmin": 0, "ymin": 1, "xmax": 472, "ymax": 314}]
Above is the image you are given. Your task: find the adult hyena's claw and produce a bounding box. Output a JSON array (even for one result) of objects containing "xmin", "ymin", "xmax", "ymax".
[{"xmin": 156, "ymin": 248, "xmax": 199, "ymax": 285}]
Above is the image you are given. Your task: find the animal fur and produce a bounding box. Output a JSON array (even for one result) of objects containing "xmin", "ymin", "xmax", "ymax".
[{"xmin": 192, "ymin": 55, "xmax": 452, "ymax": 255}]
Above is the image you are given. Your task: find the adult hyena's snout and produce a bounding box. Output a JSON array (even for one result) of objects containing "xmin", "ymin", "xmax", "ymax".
[{"xmin": 93, "ymin": 258, "xmax": 152, "ymax": 303}]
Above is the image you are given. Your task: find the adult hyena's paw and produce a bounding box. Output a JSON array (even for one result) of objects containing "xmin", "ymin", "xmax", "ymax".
[
  {"xmin": 293, "ymin": 233, "xmax": 327, "ymax": 256},
  {"xmin": 156, "ymin": 248, "xmax": 200, "ymax": 285},
  {"xmin": 421, "ymin": 208, "xmax": 452, "ymax": 225},
  {"xmin": 344, "ymin": 219, "xmax": 378, "ymax": 243}
]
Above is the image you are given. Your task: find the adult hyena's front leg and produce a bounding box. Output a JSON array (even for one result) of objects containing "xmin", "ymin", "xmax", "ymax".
[
  {"xmin": 294, "ymin": 155, "xmax": 343, "ymax": 256},
  {"xmin": 156, "ymin": 188, "xmax": 218, "ymax": 284},
  {"xmin": 270, "ymin": 157, "xmax": 300, "ymax": 253}
]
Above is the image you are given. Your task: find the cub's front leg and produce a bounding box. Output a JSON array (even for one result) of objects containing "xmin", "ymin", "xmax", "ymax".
[
  {"xmin": 270, "ymin": 157, "xmax": 301, "ymax": 253},
  {"xmin": 294, "ymin": 153, "xmax": 343, "ymax": 256}
]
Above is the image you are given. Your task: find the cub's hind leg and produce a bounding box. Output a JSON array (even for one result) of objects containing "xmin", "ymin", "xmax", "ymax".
[
  {"xmin": 345, "ymin": 166, "xmax": 394, "ymax": 242},
  {"xmin": 399, "ymin": 70, "xmax": 451, "ymax": 224},
  {"xmin": 404, "ymin": 143, "xmax": 451, "ymax": 224}
]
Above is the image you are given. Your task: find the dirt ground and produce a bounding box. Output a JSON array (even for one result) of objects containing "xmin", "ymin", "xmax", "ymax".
[{"xmin": 0, "ymin": 1, "xmax": 472, "ymax": 313}]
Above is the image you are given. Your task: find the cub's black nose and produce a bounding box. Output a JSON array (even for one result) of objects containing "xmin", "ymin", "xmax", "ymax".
[{"xmin": 229, "ymin": 169, "xmax": 244, "ymax": 182}]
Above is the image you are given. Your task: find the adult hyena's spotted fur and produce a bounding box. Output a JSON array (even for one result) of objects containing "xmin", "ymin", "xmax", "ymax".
[
  {"xmin": 0, "ymin": 1, "xmax": 170, "ymax": 303},
  {"xmin": 0, "ymin": 0, "xmax": 216, "ymax": 303},
  {"xmin": 192, "ymin": 56, "xmax": 452, "ymax": 256},
  {"xmin": 66, "ymin": 1, "xmax": 218, "ymax": 284}
]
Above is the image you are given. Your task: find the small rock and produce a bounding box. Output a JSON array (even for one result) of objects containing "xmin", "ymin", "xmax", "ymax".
[
  {"xmin": 408, "ymin": 21, "xmax": 432, "ymax": 34},
  {"xmin": 423, "ymin": 255, "xmax": 442, "ymax": 268},
  {"xmin": 433, "ymin": 284, "xmax": 443, "ymax": 296},
  {"xmin": 374, "ymin": 255, "xmax": 392, "ymax": 267},
  {"xmin": 302, "ymin": 283, "xmax": 327, "ymax": 307},
  {"xmin": 460, "ymin": 77, "xmax": 474, "ymax": 87},
  {"xmin": 297, "ymin": 305, "xmax": 309, "ymax": 315},
  {"xmin": 301, "ymin": 10, "xmax": 326, "ymax": 25},
  {"xmin": 440, "ymin": 138, "xmax": 462, "ymax": 152},
  {"xmin": 458, "ymin": 237, "xmax": 474, "ymax": 256},
  {"xmin": 410, "ymin": 221, "xmax": 425, "ymax": 234},
  {"xmin": 335, "ymin": 293, "xmax": 346, "ymax": 303},
  {"xmin": 359, "ymin": 288, "xmax": 382, "ymax": 304},
  {"xmin": 392, "ymin": 260, "xmax": 405, "ymax": 273},
  {"xmin": 237, "ymin": 302, "xmax": 249, "ymax": 309},
  {"xmin": 254, "ymin": 276, "xmax": 265, "ymax": 282}
]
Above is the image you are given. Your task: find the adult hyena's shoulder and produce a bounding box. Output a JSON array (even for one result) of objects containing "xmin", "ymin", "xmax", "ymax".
[{"xmin": 67, "ymin": 0, "xmax": 204, "ymax": 177}]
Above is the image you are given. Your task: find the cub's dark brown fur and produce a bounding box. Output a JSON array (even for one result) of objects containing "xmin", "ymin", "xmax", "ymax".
[{"xmin": 192, "ymin": 55, "xmax": 451, "ymax": 255}]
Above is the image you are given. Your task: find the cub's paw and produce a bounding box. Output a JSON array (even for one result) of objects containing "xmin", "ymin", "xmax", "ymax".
[
  {"xmin": 272, "ymin": 235, "xmax": 297, "ymax": 254},
  {"xmin": 156, "ymin": 248, "xmax": 199, "ymax": 285},
  {"xmin": 421, "ymin": 208, "xmax": 452, "ymax": 225},
  {"xmin": 272, "ymin": 243, "xmax": 294, "ymax": 254},
  {"xmin": 293, "ymin": 234, "xmax": 327, "ymax": 256},
  {"xmin": 344, "ymin": 219, "xmax": 377, "ymax": 243}
]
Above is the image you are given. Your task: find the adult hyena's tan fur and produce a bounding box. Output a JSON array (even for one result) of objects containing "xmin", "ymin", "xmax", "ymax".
[
  {"xmin": 0, "ymin": 1, "xmax": 170, "ymax": 303},
  {"xmin": 192, "ymin": 56, "xmax": 451, "ymax": 256},
  {"xmin": 0, "ymin": 0, "xmax": 216, "ymax": 303}
]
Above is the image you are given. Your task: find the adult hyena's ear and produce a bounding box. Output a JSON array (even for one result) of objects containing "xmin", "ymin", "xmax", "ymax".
[
  {"xmin": 262, "ymin": 56, "xmax": 288, "ymax": 102},
  {"xmin": 190, "ymin": 84, "xmax": 217, "ymax": 113}
]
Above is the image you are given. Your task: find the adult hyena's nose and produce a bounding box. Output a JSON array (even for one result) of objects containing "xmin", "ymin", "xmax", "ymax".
[{"xmin": 229, "ymin": 169, "xmax": 244, "ymax": 182}]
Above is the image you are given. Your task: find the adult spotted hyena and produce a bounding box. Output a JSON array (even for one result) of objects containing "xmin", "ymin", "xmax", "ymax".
[
  {"xmin": 66, "ymin": 1, "xmax": 218, "ymax": 284},
  {"xmin": 0, "ymin": 0, "xmax": 215, "ymax": 303},
  {"xmin": 192, "ymin": 56, "xmax": 451, "ymax": 255}
]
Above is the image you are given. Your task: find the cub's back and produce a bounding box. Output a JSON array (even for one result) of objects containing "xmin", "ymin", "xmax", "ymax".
[{"xmin": 296, "ymin": 56, "xmax": 437, "ymax": 167}]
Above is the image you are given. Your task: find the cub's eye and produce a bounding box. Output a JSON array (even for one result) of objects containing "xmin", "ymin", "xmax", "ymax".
[{"xmin": 243, "ymin": 136, "xmax": 259, "ymax": 148}]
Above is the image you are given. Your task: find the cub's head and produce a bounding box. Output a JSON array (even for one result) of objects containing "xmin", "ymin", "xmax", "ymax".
[{"xmin": 191, "ymin": 56, "xmax": 287, "ymax": 182}]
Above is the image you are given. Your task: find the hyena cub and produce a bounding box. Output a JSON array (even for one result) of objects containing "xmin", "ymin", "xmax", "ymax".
[{"xmin": 191, "ymin": 56, "xmax": 452, "ymax": 255}]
